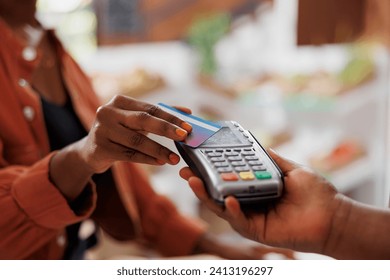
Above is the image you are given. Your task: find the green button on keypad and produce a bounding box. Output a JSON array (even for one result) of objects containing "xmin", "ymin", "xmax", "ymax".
[{"xmin": 255, "ymin": 171, "xmax": 272, "ymax": 180}]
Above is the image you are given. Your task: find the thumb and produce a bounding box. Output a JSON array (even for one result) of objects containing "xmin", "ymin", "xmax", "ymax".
[{"xmin": 267, "ymin": 149, "xmax": 299, "ymax": 174}]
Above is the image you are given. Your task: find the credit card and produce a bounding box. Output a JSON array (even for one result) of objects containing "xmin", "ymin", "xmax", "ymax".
[{"xmin": 158, "ymin": 103, "xmax": 221, "ymax": 148}]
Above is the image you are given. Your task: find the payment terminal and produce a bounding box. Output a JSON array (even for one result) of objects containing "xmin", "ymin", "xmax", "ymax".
[{"xmin": 175, "ymin": 121, "xmax": 284, "ymax": 204}]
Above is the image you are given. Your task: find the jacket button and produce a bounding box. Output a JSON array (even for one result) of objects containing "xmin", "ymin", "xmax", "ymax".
[
  {"xmin": 18, "ymin": 78, "xmax": 29, "ymax": 87},
  {"xmin": 22, "ymin": 46, "xmax": 37, "ymax": 61},
  {"xmin": 23, "ymin": 106, "xmax": 35, "ymax": 121},
  {"xmin": 57, "ymin": 235, "xmax": 66, "ymax": 247}
]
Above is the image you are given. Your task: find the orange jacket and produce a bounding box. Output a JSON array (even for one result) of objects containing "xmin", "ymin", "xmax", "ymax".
[{"xmin": 0, "ymin": 19, "xmax": 205, "ymax": 259}]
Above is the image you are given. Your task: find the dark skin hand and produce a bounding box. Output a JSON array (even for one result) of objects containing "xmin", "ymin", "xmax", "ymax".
[
  {"xmin": 180, "ymin": 150, "xmax": 340, "ymax": 254},
  {"xmin": 50, "ymin": 96, "xmax": 193, "ymax": 201},
  {"xmin": 180, "ymin": 150, "xmax": 390, "ymax": 259}
]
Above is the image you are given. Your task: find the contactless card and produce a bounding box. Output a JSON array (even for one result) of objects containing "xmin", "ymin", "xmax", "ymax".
[{"xmin": 158, "ymin": 103, "xmax": 221, "ymax": 148}]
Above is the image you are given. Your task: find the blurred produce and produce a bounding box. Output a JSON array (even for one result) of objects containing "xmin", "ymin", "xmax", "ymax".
[
  {"xmin": 309, "ymin": 139, "xmax": 366, "ymax": 173},
  {"xmin": 187, "ymin": 13, "xmax": 230, "ymax": 76}
]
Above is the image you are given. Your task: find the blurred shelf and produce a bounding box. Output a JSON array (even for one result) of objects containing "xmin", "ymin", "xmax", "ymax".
[
  {"xmin": 325, "ymin": 157, "xmax": 374, "ymax": 193},
  {"xmin": 281, "ymin": 80, "xmax": 378, "ymax": 115},
  {"xmin": 276, "ymin": 137, "xmax": 373, "ymax": 194},
  {"xmin": 334, "ymin": 79, "xmax": 379, "ymax": 117}
]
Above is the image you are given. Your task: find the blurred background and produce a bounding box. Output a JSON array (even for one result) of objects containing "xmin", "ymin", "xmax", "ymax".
[{"xmin": 36, "ymin": 0, "xmax": 390, "ymax": 259}]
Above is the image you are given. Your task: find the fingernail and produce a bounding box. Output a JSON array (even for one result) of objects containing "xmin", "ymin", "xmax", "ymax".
[
  {"xmin": 156, "ymin": 159, "xmax": 165, "ymax": 165},
  {"xmin": 169, "ymin": 153, "xmax": 180, "ymax": 164},
  {"xmin": 176, "ymin": 128, "xmax": 187, "ymax": 137},
  {"xmin": 181, "ymin": 122, "xmax": 192, "ymax": 132}
]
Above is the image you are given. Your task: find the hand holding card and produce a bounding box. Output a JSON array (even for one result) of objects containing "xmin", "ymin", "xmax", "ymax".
[{"xmin": 158, "ymin": 103, "xmax": 222, "ymax": 147}]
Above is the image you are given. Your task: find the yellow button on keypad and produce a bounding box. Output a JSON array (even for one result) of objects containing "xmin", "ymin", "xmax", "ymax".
[{"xmin": 239, "ymin": 171, "xmax": 255, "ymax": 180}]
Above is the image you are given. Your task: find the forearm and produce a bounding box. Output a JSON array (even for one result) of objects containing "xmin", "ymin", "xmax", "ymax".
[
  {"xmin": 324, "ymin": 195, "xmax": 390, "ymax": 259},
  {"xmin": 50, "ymin": 138, "xmax": 95, "ymax": 201}
]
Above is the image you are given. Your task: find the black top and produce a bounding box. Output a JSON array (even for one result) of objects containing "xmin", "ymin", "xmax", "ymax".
[
  {"xmin": 41, "ymin": 97, "xmax": 87, "ymax": 150},
  {"xmin": 41, "ymin": 97, "xmax": 114, "ymax": 259}
]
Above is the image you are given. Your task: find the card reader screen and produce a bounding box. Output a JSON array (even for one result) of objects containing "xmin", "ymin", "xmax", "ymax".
[{"xmin": 202, "ymin": 127, "xmax": 243, "ymax": 146}]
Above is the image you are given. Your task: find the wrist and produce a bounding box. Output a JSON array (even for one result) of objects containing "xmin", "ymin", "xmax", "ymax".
[
  {"xmin": 70, "ymin": 137, "xmax": 98, "ymax": 173},
  {"xmin": 75, "ymin": 137, "xmax": 113, "ymax": 174},
  {"xmin": 50, "ymin": 140, "xmax": 96, "ymax": 201},
  {"xmin": 54, "ymin": 140, "xmax": 96, "ymax": 175},
  {"xmin": 322, "ymin": 194, "xmax": 354, "ymax": 258}
]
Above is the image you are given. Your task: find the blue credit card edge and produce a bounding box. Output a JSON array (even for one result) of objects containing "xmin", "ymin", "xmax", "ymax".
[{"xmin": 158, "ymin": 103, "xmax": 221, "ymax": 129}]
